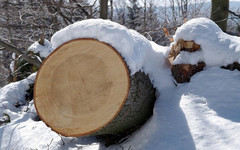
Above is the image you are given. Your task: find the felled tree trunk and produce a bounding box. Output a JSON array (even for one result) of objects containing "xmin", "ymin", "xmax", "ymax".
[{"xmin": 34, "ymin": 39, "xmax": 155, "ymax": 140}]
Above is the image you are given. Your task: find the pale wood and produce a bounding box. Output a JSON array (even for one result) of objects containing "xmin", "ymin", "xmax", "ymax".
[
  {"xmin": 183, "ymin": 41, "xmax": 200, "ymax": 50},
  {"xmin": 184, "ymin": 41, "xmax": 194, "ymax": 49},
  {"xmin": 34, "ymin": 39, "xmax": 130, "ymax": 137},
  {"xmin": 169, "ymin": 39, "xmax": 201, "ymax": 65}
]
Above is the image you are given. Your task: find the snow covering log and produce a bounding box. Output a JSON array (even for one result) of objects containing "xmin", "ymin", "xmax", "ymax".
[
  {"xmin": 34, "ymin": 38, "xmax": 155, "ymax": 138},
  {"xmin": 169, "ymin": 39, "xmax": 205, "ymax": 83},
  {"xmin": 169, "ymin": 39, "xmax": 201, "ymax": 60}
]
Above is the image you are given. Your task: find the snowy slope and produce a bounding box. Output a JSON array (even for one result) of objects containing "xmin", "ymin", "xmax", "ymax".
[{"xmin": 0, "ymin": 18, "xmax": 240, "ymax": 150}]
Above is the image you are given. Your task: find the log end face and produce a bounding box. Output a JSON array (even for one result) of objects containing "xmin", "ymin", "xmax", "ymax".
[{"xmin": 34, "ymin": 39, "xmax": 130, "ymax": 136}]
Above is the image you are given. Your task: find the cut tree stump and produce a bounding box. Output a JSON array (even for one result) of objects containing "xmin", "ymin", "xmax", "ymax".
[{"xmin": 34, "ymin": 38, "xmax": 155, "ymax": 139}]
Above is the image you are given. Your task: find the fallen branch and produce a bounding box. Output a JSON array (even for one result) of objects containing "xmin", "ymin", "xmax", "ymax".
[{"xmin": 0, "ymin": 40, "xmax": 42, "ymax": 67}]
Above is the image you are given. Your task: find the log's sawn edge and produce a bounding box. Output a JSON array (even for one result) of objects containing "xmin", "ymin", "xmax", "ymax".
[{"xmin": 34, "ymin": 38, "xmax": 156, "ymax": 138}]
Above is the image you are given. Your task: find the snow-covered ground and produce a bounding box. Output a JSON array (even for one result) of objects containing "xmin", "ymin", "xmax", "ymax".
[{"xmin": 0, "ymin": 18, "xmax": 240, "ymax": 150}]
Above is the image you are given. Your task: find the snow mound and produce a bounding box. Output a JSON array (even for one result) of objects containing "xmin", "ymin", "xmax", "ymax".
[
  {"xmin": 52, "ymin": 19, "xmax": 151, "ymax": 74},
  {"xmin": 0, "ymin": 73, "xmax": 36, "ymax": 121},
  {"xmin": 179, "ymin": 68, "xmax": 240, "ymax": 150},
  {"xmin": 173, "ymin": 17, "xmax": 240, "ymax": 66},
  {"xmin": 28, "ymin": 39, "xmax": 53, "ymax": 58}
]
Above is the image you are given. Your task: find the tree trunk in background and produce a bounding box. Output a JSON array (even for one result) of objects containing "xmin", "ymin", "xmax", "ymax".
[
  {"xmin": 210, "ymin": 0, "xmax": 229, "ymax": 32},
  {"xmin": 100, "ymin": 0, "xmax": 108, "ymax": 19},
  {"xmin": 110, "ymin": 0, "xmax": 113, "ymax": 20}
]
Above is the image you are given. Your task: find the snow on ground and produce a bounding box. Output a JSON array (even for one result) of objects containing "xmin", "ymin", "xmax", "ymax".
[{"xmin": 1, "ymin": 18, "xmax": 240, "ymax": 150}]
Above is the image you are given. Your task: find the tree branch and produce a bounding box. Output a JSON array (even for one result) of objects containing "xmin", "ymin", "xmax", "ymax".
[
  {"xmin": 229, "ymin": 10, "xmax": 240, "ymax": 18},
  {"xmin": 51, "ymin": 6, "xmax": 73, "ymax": 24},
  {"xmin": 76, "ymin": 3, "xmax": 91, "ymax": 18},
  {"xmin": 0, "ymin": 40, "xmax": 42, "ymax": 67}
]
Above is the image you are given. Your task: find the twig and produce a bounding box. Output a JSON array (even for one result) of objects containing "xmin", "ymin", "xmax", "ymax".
[
  {"xmin": 128, "ymin": 145, "xmax": 132, "ymax": 150},
  {"xmin": 0, "ymin": 40, "xmax": 41, "ymax": 67},
  {"xmin": 58, "ymin": 134, "xmax": 65, "ymax": 145},
  {"xmin": 51, "ymin": 6, "xmax": 73, "ymax": 24},
  {"xmin": 47, "ymin": 138, "xmax": 54, "ymax": 150},
  {"xmin": 229, "ymin": 10, "xmax": 240, "ymax": 18}
]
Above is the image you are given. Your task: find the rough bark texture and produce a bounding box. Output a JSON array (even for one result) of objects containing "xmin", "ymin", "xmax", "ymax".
[
  {"xmin": 172, "ymin": 62, "xmax": 206, "ymax": 83},
  {"xmin": 100, "ymin": 0, "xmax": 108, "ymax": 19},
  {"xmin": 94, "ymin": 71, "xmax": 156, "ymax": 145},
  {"xmin": 210, "ymin": 0, "xmax": 229, "ymax": 32}
]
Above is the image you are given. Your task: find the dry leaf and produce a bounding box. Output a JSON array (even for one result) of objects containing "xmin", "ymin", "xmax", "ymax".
[
  {"xmin": 184, "ymin": 18, "xmax": 188, "ymax": 23},
  {"xmin": 163, "ymin": 28, "xmax": 170, "ymax": 37}
]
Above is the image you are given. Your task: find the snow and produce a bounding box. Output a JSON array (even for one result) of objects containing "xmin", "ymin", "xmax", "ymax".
[
  {"xmin": 173, "ymin": 17, "xmax": 240, "ymax": 67},
  {"xmin": 0, "ymin": 73, "xmax": 36, "ymax": 122},
  {"xmin": 10, "ymin": 53, "xmax": 16, "ymax": 73},
  {"xmin": 52, "ymin": 19, "xmax": 154, "ymax": 75},
  {"xmin": 1, "ymin": 18, "xmax": 240, "ymax": 150},
  {"xmin": 28, "ymin": 39, "xmax": 53, "ymax": 58}
]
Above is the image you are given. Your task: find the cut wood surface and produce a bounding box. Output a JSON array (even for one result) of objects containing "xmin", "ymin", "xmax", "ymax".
[
  {"xmin": 34, "ymin": 38, "xmax": 156, "ymax": 139},
  {"xmin": 34, "ymin": 39, "xmax": 130, "ymax": 136},
  {"xmin": 168, "ymin": 39, "xmax": 201, "ymax": 62}
]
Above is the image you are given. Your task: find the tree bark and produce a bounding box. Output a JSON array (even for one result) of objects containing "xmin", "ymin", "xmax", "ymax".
[
  {"xmin": 93, "ymin": 71, "xmax": 156, "ymax": 145},
  {"xmin": 109, "ymin": 0, "xmax": 113, "ymax": 20},
  {"xmin": 100, "ymin": 0, "xmax": 108, "ymax": 19},
  {"xmin": 210, "ymin": 0, "xmax": 229, "ymax": 32}
]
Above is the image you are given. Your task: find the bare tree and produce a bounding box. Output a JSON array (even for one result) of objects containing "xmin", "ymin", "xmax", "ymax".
[
  {"xmin": 114, "ymin": 1, "xmax": 127, "ymax": 25},
  {"xmin": 0, "ymin": 0, "xmax": 97, "ymax": 84},
  {"xmin": 228, "ymin": 8, "xmax": 240, "ymax": 35}
]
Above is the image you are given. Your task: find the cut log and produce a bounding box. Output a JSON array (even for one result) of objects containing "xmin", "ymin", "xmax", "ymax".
[
  {"xmin": 34, "ymin": 38, "xmax": 155, "ymax": 138},
  {"xmin": 169, "ymin": 39, "xmax": 203, "ymax": 83},
  {"xmin": 171, "ymin": 62, "xmax": 206, "ymax": 83}
]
